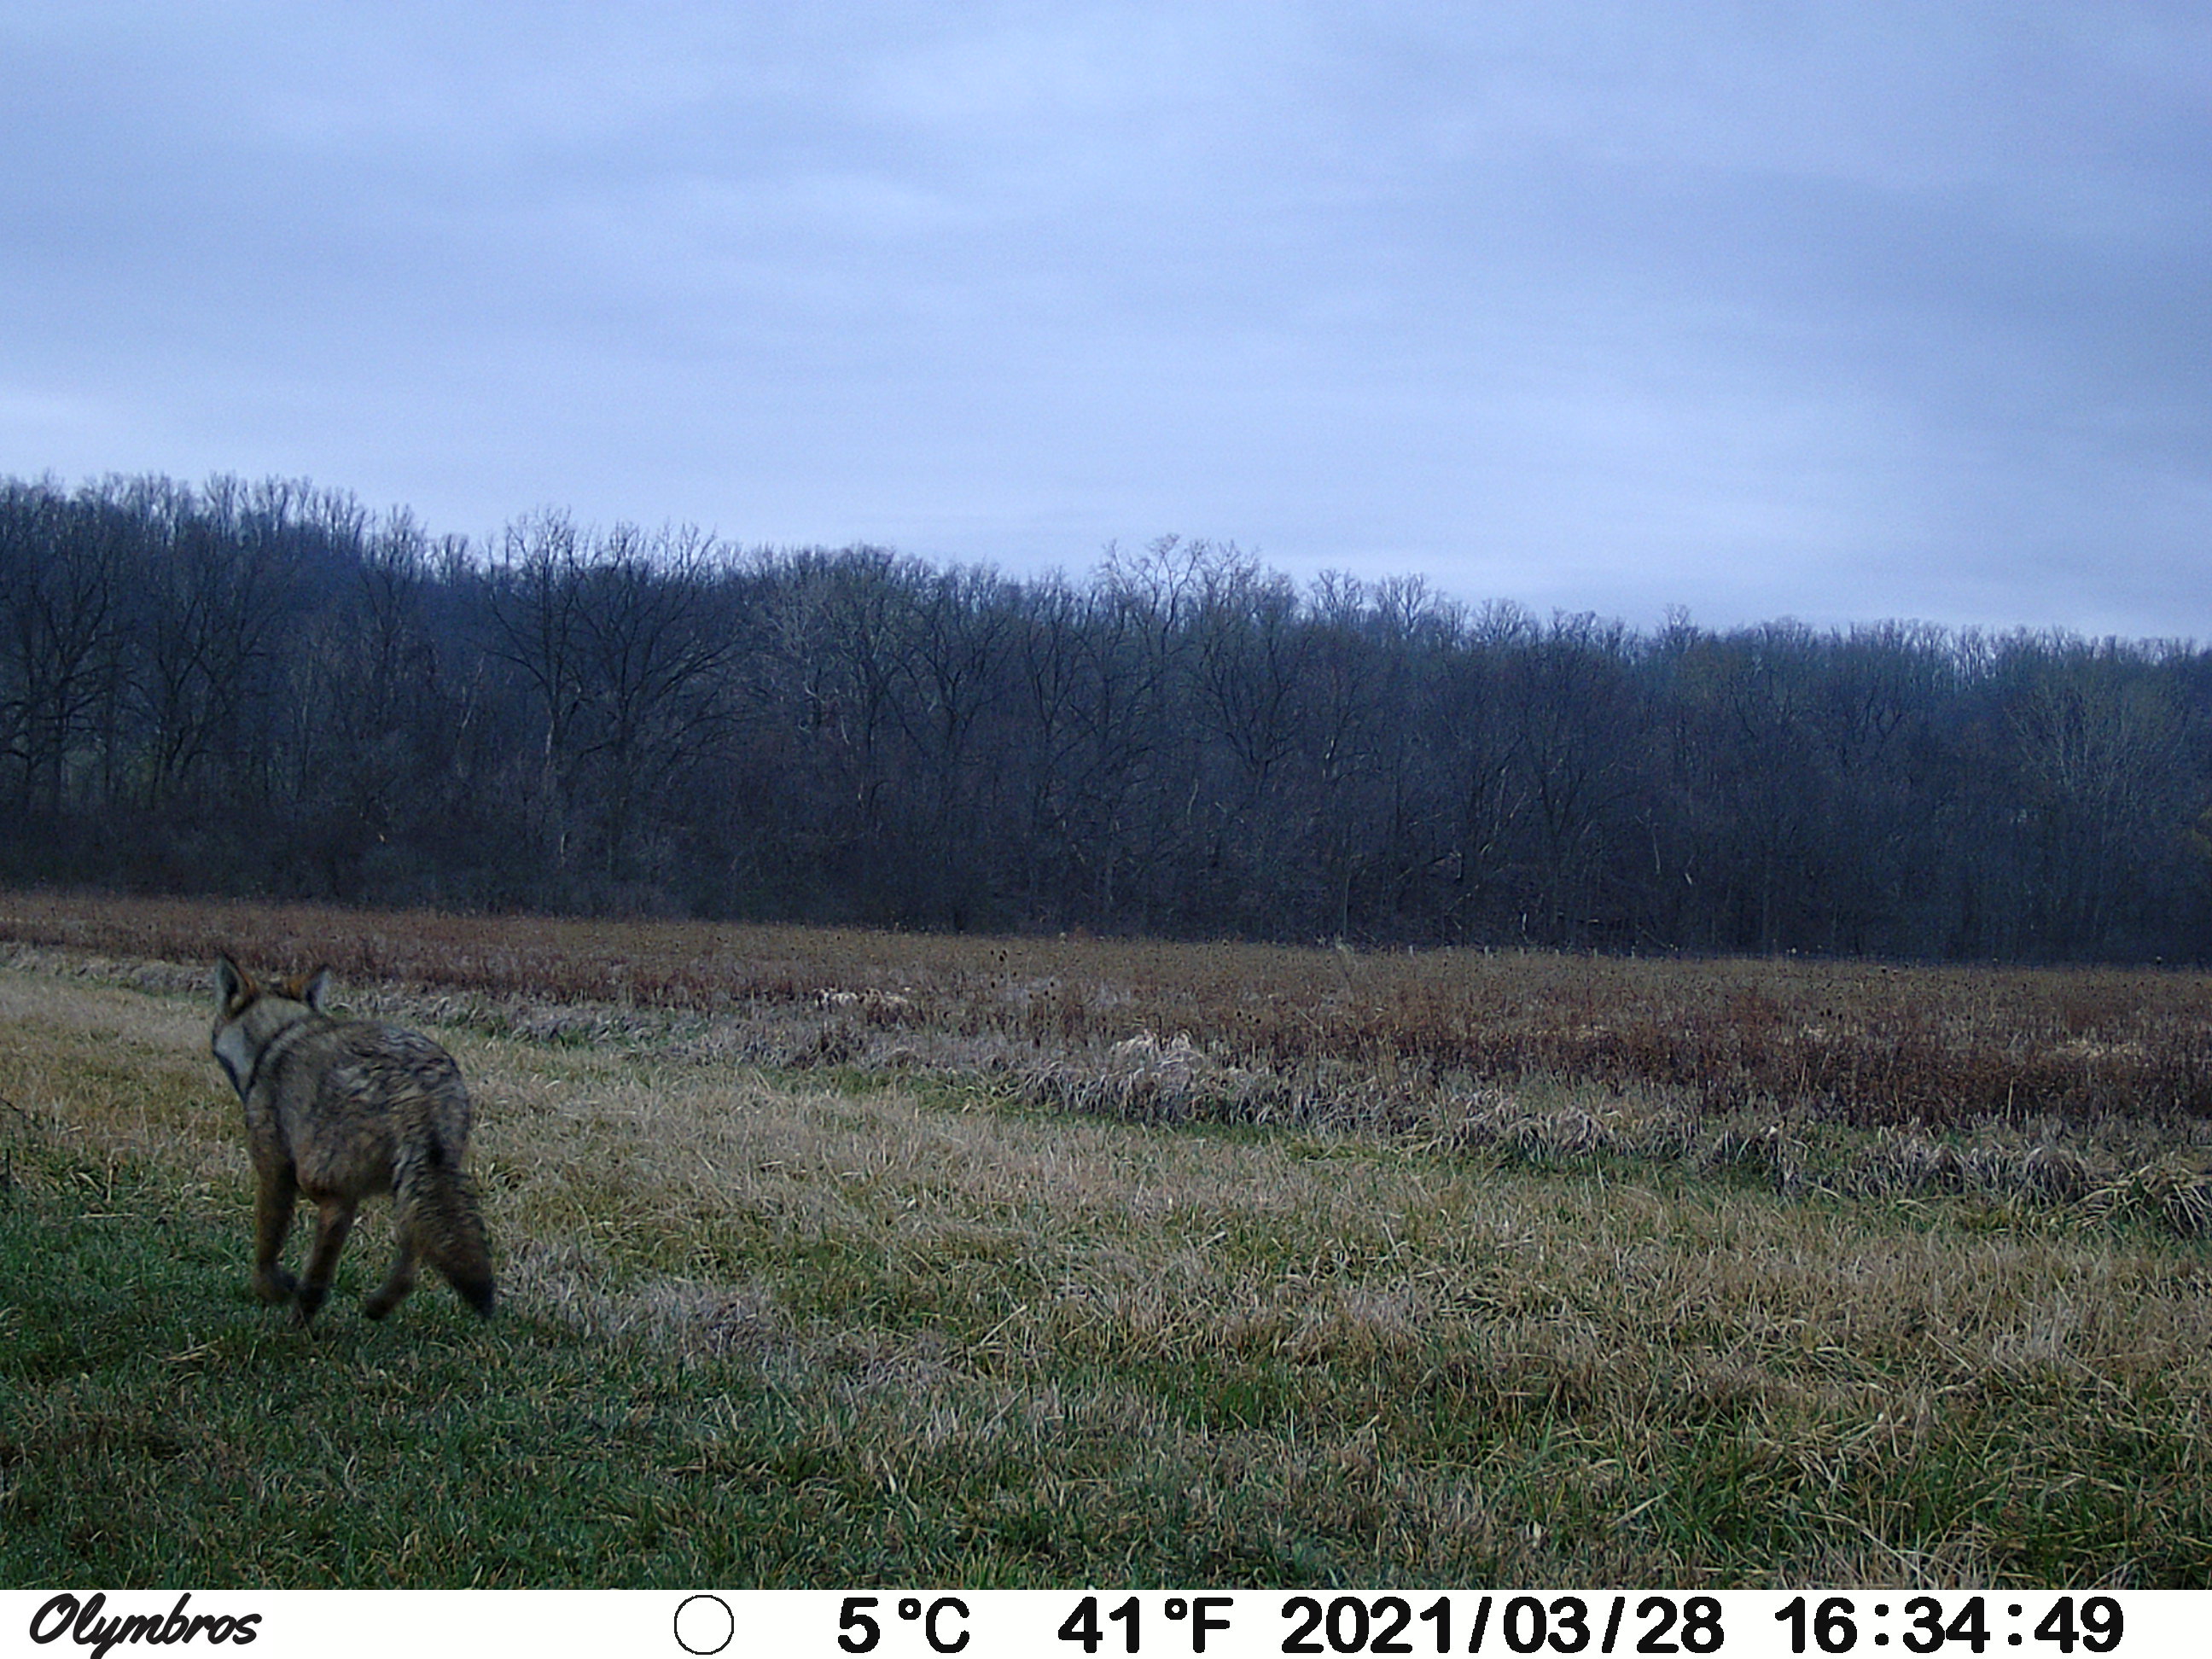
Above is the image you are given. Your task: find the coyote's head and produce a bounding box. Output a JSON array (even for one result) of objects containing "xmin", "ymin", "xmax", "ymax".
[{"xmin": 211, "ymin": 954, "xmax": 333, "ymax": 1100}]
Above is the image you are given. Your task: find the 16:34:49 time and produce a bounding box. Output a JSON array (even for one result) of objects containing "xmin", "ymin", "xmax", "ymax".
[{"xmin": 1776, "ymin": 1597, "xmax": 2124, "ymax": 1656}]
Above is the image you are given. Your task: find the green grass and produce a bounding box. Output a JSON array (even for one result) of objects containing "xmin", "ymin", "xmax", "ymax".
[{"xmin": 3, "ymin": 955, "xmax": 2211, "ymax": 1588}]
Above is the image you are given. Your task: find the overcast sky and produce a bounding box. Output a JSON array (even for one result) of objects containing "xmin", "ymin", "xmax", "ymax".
[{"xmin": 3, "ymin": 3, "xmax": 2207, "ymax": 638}]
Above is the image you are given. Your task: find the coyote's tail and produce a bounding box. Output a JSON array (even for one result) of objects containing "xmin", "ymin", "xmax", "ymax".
[{"xmin": 394, "ymin": 1131, "xmax": 496, "ymax": 1317}]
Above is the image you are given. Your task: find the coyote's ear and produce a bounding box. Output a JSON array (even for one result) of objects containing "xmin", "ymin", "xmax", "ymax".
[
  {"xmin": 302, "ymin": 967, "xmax": 333, "ymax": 1010},
  {"xmin": 214, "ymin": 954, "xmax": 249, "ymax": 1007}
]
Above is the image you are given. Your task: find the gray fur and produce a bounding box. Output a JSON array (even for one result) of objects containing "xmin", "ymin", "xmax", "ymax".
[{"xmin": 212, "ymin": 955, "xmax": 495, "ymax": 1325}]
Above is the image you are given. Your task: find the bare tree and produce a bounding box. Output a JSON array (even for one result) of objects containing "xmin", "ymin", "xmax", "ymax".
[{"xmin": 0, "ymin": 481, "xmax": 131, "ymax": 818}]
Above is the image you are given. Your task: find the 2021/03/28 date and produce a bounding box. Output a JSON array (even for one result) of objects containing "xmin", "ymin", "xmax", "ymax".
[
  {"xmin": 1279, "ymin": 1595, "xmax": 1724, "ymax": 1654},
  {"xmin": 1776, "ymin": 1597, "xmax": 2124, "ymax": 1655}
]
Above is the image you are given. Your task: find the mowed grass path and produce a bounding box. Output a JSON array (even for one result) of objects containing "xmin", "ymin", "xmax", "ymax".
[{"xmin": 3, "ymin": 959, "xmax": 2209, "ymax": 1587}]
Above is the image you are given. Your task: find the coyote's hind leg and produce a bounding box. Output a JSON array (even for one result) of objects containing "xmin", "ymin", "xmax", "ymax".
[
  {"xmin": 363, "ymin": 1236, "xmax": 421, "ymax": 1320},
  {"xmin": 293, "ymin": 1196, "xmax": 358, "ymax": 1326}
]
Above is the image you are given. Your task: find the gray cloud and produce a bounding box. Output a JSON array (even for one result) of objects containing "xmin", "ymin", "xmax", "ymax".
[{"xmin": 3, "ymin": 2, "xmax": 2207, "ymax": 636}]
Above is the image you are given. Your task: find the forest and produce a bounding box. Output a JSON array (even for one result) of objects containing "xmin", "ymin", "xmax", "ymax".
[{"xmin": 3, "ymin": 470, "xmax": 2209, "ymax": 962}]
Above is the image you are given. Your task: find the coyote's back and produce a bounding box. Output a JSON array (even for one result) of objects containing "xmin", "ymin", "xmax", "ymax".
[{"xmin": 212, "ymin": 955, "xmax": 494, "ymax": 1325}]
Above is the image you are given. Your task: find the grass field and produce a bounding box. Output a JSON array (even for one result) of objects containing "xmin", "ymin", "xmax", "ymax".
[{"xmin": 3, "ymin": 892, "xmax": 2210, "ymax": 1586}]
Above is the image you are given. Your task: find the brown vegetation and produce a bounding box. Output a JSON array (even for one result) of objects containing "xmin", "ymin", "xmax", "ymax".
[
  {"xmin": 5, "ymin": 889, "xmax": 2210, "ymax": 1237},
  {"xmin": 7, "ymin": 888, "xmax": 2211, "ymax": 1121},
  {"xmin": 7, "ymin": 889, "xmax": 2212, "ymax": 1583}
]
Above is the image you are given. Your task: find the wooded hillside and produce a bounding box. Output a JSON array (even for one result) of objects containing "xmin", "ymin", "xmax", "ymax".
[{"xmin": 4, "ymin": 472, "xmax": 2207, "ymax": 959}]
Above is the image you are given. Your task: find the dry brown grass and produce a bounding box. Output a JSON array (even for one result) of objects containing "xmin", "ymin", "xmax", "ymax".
[
  {"xmin": 7, "ymin": 889, "xmax": 2211, "ymax": 1121},
  {"xmin": 5, "ymin": 888, "xmax": 2209, "ymax": 1231},
  {"xmin": 5, "ymin": 904, "xmax": 2212, "ymax": 1584}
]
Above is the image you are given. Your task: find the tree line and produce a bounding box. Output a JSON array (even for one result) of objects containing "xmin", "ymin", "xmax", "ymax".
[{"xmin": 4, "ymin": 471, "xmax": 2209, "ymax": 962}]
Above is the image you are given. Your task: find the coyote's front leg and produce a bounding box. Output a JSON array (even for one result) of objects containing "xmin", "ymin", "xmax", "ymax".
[{"xmin": 252, "ymin": 1161, "xmax": 300, "ymax": 1307}]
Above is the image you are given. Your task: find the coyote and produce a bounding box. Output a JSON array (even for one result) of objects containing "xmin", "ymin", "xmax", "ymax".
[{"xmin": 211, "ymin": 955, "xmax": 495, "ymax": 1325}]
